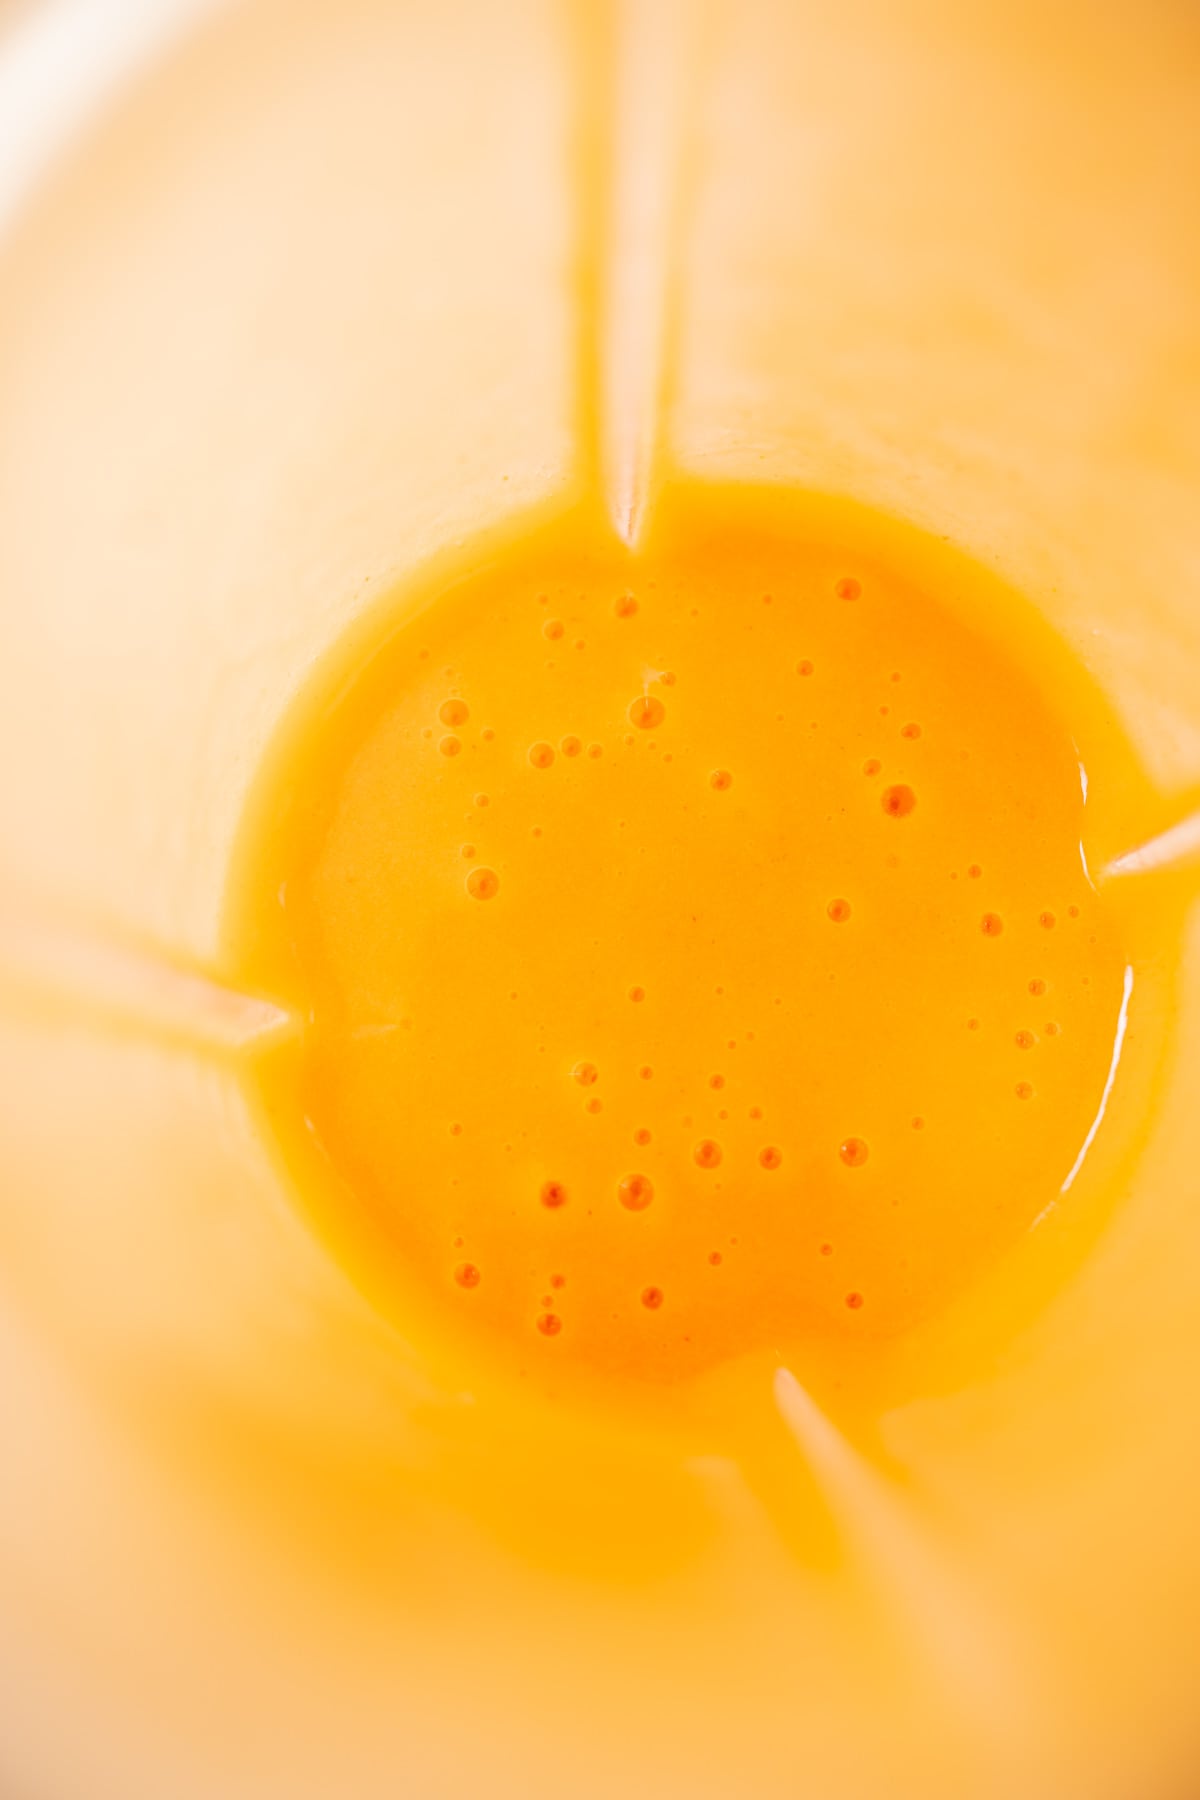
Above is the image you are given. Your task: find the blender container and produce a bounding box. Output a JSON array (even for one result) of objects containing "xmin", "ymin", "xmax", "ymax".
[{"xmin": 0, "ymin": 2, "xmax": 1198, "ymax": 1797}]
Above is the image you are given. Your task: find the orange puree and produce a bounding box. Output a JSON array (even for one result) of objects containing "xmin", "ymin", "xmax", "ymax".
[{"xmin": 230, "ymin": 485, "xmax": 1134, "ymax": 1398}]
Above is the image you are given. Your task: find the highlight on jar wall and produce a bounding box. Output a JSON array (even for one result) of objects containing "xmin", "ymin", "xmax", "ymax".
[{"xmin": 0, "ymin": 2, "xmax": 1198, "ymax": 1798}]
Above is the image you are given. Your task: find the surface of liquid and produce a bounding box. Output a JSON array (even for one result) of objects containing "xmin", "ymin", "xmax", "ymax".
[{"xmin": 230, "ymin": 484, "xmax": 1153, "ymax": 1406}]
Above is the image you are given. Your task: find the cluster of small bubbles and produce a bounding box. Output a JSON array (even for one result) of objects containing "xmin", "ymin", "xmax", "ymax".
[
  {"xmin": 615, "ymin": 594, "xmax": 638, "ymax": 618},
  {"xmin": 1015, "ymin": 1029, "xmax": 1036, "ymax": 1050},
  {"xmin": 759, "ymin": 1146, "xmax": 782, "ymax": 1170},
  {"xmin": 439, "ymin": 735, "xmax": 462, "ymax": 757},
  {"xmin": 694, "ymin": 1139, "xmax": 723, "ymax": 1169},
  {"xmin": 634, "ymin": 1127, "xmax": 652, "ymax": 1146},
  {"xmin": 543, "ymin": 619, "xmax": 564, "ymax": 640},
  {"xmin": 641, "ymin": 1286, "xmax": 664, "ymax": 1311},
  {"xmin": 981, "ymin": 913, "xmax": 1004, "ymax": 936},
  {"xmin": 561, "ymin": 735, "xmax": 582, "ymax": 758},
  {"xmin": 630, "ymin": 696, "xmax": 665, "ymax": 730},
  {"xmin": 529, "ymin": 741, "xmax": 554, "ymax": 769},
  {"xmin": 1015, "ymin": 1082, "xmax": 1034, "ymax": 1101},
  {"xmin": 454, "ymin": 1263, "xmax": 481, "ymax": 1289},
  {"xmin": 1028, "ymin": 977, "xmax": 1046, "ymax": 995},
  {"xmin": 845, "ymin": 1291, "xmax": 864, "ymax": 1310},
  {"xmin": 900, "ymin": 722, "xmax": 922, "ymax": 739},
  {"xmin": 835, "ymin": 577, "xmax": 861, "ymax": 601},
  {"xmin": 573, "ymin": 1061, "xmax": 598, "ymax": 1085},
  {"xmin": 1040, "ymin": 911, "xmax": 1056, "ymax": 929},
  {"xmin": 882, "ymin": 783, "xmax": 916, "ymax": 818},
  {"xmin": 439, "ymin": 699, "xmax": 469, "ymax": 727},
  {"xmin": 710, "ymin": 769, "xmax": 733, "ymax": 791},
  {"xmin": 619, "ymin": 1173, "xmax": 654, "ymax": 1211},
  {"xmin": 537, "ymin": 1312, "xmax": 562, "ymax": 1337},
  {"xmin": 628, "ymin": 985, "xmax": 646, "ymax": 1003},
  {"xmin": 863, "ymin": 758, "xmax": 881, "ymax": 777},
  {"xmin": 797, "ymin": 659, "xmax": 814, "ymax": 676},
  {"xmin": 466, "ymin": 867, "xmax": 499, "ymax": 900},
  {"xmin": 540, "ymin": 1180, "xmax": 568, "ymax": 1209},
  {"xmin": 839, "ymin": 1137, "xmax": 869, "ymax": 1167},
  {"xmin": 827, "ymin": 897, "xmax": 852, "ymax": 923}
]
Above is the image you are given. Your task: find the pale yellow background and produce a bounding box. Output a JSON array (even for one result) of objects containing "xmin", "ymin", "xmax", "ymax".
[{"xmin": 0, "ymin": 3, "xmax": 1198, "ymax": 1797}]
